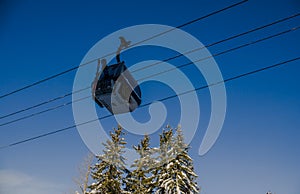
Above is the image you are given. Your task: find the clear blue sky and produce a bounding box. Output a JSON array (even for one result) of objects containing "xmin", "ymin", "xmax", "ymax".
[{"xmin": 0, "ymin": 0, "xmax": 299, "ymax": 194}]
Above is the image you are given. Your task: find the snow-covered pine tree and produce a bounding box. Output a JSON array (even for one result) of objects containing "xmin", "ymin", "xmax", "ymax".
[
  {"xmin": 86, "ymin": 126, "xmax": 128, "ymax": 194},
  {"xmin": 125, "ymin": 135, "xmax": 156, "ymax": 194},
  {"xmin": 151, "ymin": 125, "xmax": 174, "ymax": 193},
  {"xmin": 154, "ymin": 125, "xmax": 200, "ymax": 194}
]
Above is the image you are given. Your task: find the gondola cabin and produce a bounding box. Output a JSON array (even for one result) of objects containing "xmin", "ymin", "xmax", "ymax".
[{"xmin": 94, "ymin": 61, "xmax": 142, "ymax": 114}]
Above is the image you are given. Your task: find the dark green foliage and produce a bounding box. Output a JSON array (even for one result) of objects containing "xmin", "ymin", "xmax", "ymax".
[
  {"xmin": 86, "ymin": 126, "xmax": 128, "ymax": 194},
  {"xmin": 125, "ymin": 135, "xmax": 156, "ymax": 194},
  {"xmin": 85, "ymin": 125, "xmax": 200, "ymax": 194},
  {"xmin": 153, "ymin": 126, "xmax": 200, "ymax": 194}
]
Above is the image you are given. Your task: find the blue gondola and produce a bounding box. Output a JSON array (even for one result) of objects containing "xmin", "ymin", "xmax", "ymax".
[{"xmin": 92, "ymin": 37, "xmax": 142, "ymax": 114}]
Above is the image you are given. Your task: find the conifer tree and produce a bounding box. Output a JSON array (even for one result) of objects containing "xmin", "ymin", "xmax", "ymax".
[
  {"xmin": 84, "ymin": 124, "xmax": 200, "ymax": 194},
  {"xmin": 152, "ymin": 126, "xmax": 174, "ymax": 193},
  {"xmin": 154, "ymin": 126, "xmax": 200, "ymax": 194},
  {"xmin": 125, "ymin": 135, "xmax": 156, "ymax": 194},
  {"xmin": 86, "ymin": 126, "xmax": 128, "ymax": 194}
]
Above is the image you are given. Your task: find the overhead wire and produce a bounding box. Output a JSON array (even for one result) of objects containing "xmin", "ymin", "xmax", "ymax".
[
  {"xmin": 0, "ymin": 12, "xmax": 298, "ymax": 121},
  {"xmin": 131, "ymin": 13, "xmax": 300, "ymax": 73},
  {"xmin": 0, "ymin": 86, "xmax": 89, "ymax": 120},
  {"xmin": 0, "ymin": 56, "xmax": 299, "ymax": 150},
  {"xmin": 140, "ymin": 57, "xmax": 300, "ymax": 107},
  {"xmin": 0, "ymin": 0, "xmax": 248, "ymax": 100},
  {"xmin": 139, "ymin": 26, "xmax": 300, "ymax": 81},
  {"xmin": 0, "ymin": 96, "xmax": 91, "ymax": 127},
  {"xmin": 0, "ymin": 25, "xmax": 299, "ymax": 127}
]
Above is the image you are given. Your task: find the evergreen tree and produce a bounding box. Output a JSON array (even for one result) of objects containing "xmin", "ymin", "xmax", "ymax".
[
  {"xmin": 125, "ymin": 135, "xmax": 156, "ymax": 194},
  {"xmin": 86, "ymin": 126, "xmax": 128, "ymax": 194},
  {"xmin": 83, "ymin": 124, "xmax": 200, "ymax": 194},
  {"xmin": 151, "ymin": 126, "xmax": 174, "ymax": 193},
  {"xmin": 154, "ymin": 126, "xmax": 200, "ymax": 194}
]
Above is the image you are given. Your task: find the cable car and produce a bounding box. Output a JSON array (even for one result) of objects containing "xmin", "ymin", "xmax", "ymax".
[{"xmin": 92, "ymin": 37, "xmax": 142, "ymax": 114}]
